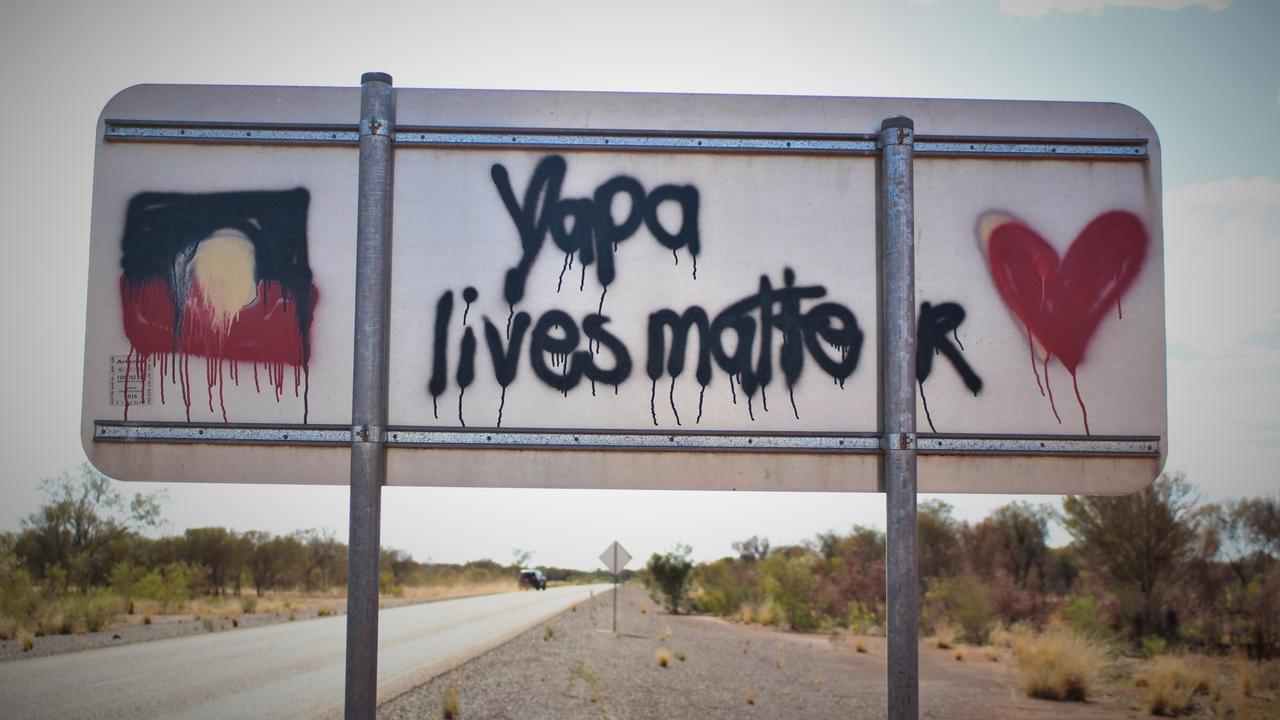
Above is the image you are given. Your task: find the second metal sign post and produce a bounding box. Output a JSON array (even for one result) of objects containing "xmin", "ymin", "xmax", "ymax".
[{"xmin": 346, "ymin": 72, "xmax": 395, "ymax": 720}]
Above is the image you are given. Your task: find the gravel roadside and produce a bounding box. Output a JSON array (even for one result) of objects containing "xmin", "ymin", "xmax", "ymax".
[{"xmin": 377, "ymin": 586, "xmax": 1135, "ymax": 720}]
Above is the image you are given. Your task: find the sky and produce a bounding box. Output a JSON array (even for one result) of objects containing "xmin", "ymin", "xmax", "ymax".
[{"xmin": 0, "ymin": 0, "xmax": 1276, "ymax": 570}]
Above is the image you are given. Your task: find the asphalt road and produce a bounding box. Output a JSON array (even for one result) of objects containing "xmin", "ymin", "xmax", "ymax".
[{"xmin": 0, "ymin": 584, "xmax": 611, "ymax": 719}]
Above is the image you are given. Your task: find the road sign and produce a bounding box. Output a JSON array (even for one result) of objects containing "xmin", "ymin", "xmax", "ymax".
[
  {"xmin": 599, "ymin": 540, "xmax": 632, "ymax": 634},
  {"xmin": 599, "ymin": 541, "xmax": 632, "ymax": 576},
  {"xmin": 83, "ymin": 84, "xmax": 1164, "ymax": 493}
]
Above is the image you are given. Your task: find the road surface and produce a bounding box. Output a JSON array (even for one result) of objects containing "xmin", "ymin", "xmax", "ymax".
[{"xmin": 0, "ymin": 583, "xmax": 611, "ymax": 719}]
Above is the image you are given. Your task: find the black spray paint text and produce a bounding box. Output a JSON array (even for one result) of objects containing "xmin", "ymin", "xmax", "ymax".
[
  {"xmin": 426, "ymin": 155, "xmax": 982, "ymax": 427},
  {"xmin": 427, "ymin": 269, "xmax": 863, "ymax": 425},
  {"xmin": 492, "ymin": 155, "xmax": 700, "ymax": 306}
]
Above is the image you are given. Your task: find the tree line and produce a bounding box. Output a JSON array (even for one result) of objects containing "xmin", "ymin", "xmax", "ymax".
[
  {"xmin": 0, "ymin": 464, "xmax": 610, "ymax": 627},
  {"xmin": 645, "ymin": 474, "xmax": 1279, "ymax": 659}
]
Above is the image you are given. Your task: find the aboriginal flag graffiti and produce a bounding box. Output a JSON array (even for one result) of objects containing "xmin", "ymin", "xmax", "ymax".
[{"xmin": 118, "ymin": 189, "xmax": 318, "ymax": 422}]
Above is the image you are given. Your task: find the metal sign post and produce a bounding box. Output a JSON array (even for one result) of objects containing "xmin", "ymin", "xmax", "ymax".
[
  {"xmin": 345, "ymin": 72, "xmax": 395, "ymax": 720},
  {"xmin": 878, "ymin": 116, "xmax": 919, "ymax": 719},
  {"xmin": 598, "ymin": 541, "xmax": 632, "ymax": 634}
]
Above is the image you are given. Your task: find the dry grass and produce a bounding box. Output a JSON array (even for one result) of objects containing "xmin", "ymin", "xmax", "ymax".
[
  {"xmin": 1012, "ymin": 629, "xmax": 1106, "ymax": 702},
  {"xmin": 989, "ymin": 625, "xmax": 1013, "ymax": 649},
  {"xmin": 745, "ymin": 689, "xmax": 756, "ymax": 705},
  {"xmin": 656, "ymin": 648, "xmax": 671, "ymax": 667},
  {"xmin": 658, "ymin": 625, "xmax": 672, "ymax": 642},
  {"xmin": 1137, "ymin": 655, "xmax": 1216, "ymax": 717},
  {"xmin": 1234, "ymin": 649, "xmax": 1253, "ymax": 698},
  {"xmin": 854, "ymin": 635, "xmax": 869, "ymax": 654},
  {"xmin": 675, "ymin": 649, "xmax": 687, "ymax": 662},
  {"xmin": 775, "ymin": 655, "xmax": 784, "ymax": 669},
  {"xmin": 934, "ymin": 624, "xmax": 958, "ymax": 650},
  {"xmin": 19, "ymin": 628, "xmax": 35, "ymax": 652},
  {"xmin": 738, "ymin": 602, "xmax": 776, "ymax": 626},
  {"xmin": 441, "ymin": 679, "xmax": 460, "ymax": 719},
  {"xmin": 543, "ymin": 625, "xmax": 556, "ymax": 641},
  {"xmin": 953, "ymin": 648, "xmax": 965, "ymax": 662},
  {"xmin": 399, "ymin": 579, "xmax": 517, "ymax": 603},
  {"xmin": 984, "ymin": 646, "xmax": 1001, "ymax": 662}
]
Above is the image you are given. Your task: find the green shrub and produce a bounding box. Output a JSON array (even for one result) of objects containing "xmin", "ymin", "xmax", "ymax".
[
  {"xmin": 1140, "ymin": 634, "xmax": 1168, "ymax": 658},
  {"xmin": 646, "ymin": 545, "xmax": 694, "ymax": 614},
  {"xmin": 695, "ymin": 560, "xmax": 748, "ymax": 617},
  {"xmin": 67, "ymin": 592, "xmax": 124, "ymax": 633},
  {"xmin": 109, "ymin": 561, "xmax": 144, "ymax": 612},
  {"xmin": 379, "ymin": 569, "xmax": 403, "ymax": 597},
  {"xmin": 763, "ymin": 554, "xmax": 818, "ymax": 631},
  {"xmin": 0, "ymin": 568, "xmax": 40, "ymax": 627},
  {"xmin": 932, "ymin": 576, "xmax": 994, "ymax": 645},
  {"xmin": 847, "ymin": 603, "xmax": 881, "ymax": 634},
  {"xmin": 135, "ymin": 562, "xmax": 197, "ymax": 612},
  {"xmin": 1063, "ymin": 594, "xmax": 1110, "ymax": 640}
]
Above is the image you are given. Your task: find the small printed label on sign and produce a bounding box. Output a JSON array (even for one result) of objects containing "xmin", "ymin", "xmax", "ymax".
[{"xmin": 109, "ymin": 355, "xmax": 151, "ymax": 407}]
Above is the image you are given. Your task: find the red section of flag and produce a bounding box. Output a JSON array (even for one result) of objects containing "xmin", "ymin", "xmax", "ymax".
[{"xmin": 121, "ymin": 275, "xmax": 318, "ymax": 365}]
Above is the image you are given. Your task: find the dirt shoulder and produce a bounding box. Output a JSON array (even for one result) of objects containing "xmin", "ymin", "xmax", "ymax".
[{"xmin": 378, "ymin": 586, "xmax": 1144, "ymax": 720}]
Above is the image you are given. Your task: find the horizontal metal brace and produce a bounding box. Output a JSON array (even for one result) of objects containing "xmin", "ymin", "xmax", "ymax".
[
  {"xmin": 95, "ymin": 422, "xmax": 351, "ymax": 444},
  {"xmin": 914, "ymin": 138, "xmax": 1147, "ymax": 159},
  {"xmin": 102, "ymin": 120, "xmax": 1147, "ymax": 160},
  {"xmin": 94, "ymin": 421, "xmax": 1159, "ymax": 456},
  {"xmin": 917, "ymin": 434, "xmax": 1159, "ymax": 456}
]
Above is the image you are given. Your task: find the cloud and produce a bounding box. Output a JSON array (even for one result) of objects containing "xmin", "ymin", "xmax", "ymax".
[
  {"xmin": 998, "ymin": 0, "xmax": 1229, "ymax": 17},
  {"xmin": 1164, "ymin": 176, "xmax": 1280, "ymax": 364}
]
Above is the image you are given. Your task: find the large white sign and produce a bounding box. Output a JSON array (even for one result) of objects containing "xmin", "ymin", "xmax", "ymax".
[{"xmin": 83, "ymin": 85, "xmax": 1165, "ymax": 493}]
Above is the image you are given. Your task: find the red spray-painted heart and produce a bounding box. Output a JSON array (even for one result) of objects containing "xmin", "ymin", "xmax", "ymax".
[{"xmin": 980, "ymin": 210, "xmax": 1148, "ymax": 432}]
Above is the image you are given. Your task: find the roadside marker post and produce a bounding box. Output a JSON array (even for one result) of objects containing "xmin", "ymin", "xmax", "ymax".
[
  {"xmin": 599, "ymin": 541, "xmax": 632, "ymax": 634},
  {"xmin": 345, "ymin": 72, "xmax": 395, "ymax": 720}
]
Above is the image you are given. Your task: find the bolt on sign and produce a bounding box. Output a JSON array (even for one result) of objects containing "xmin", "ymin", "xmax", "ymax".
[{"xmin": 83, "ymin": 85, "xmax": 1165, "ymax": 493}]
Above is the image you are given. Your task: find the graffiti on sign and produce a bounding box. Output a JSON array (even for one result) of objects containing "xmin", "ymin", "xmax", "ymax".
[
  {"xmin": 979, "ymin": 210, "xmax": 1149, "ymax": 434},
  {"xmin": 424, "ymin": 154, "xmax": 993, "ymax": 430},
  {"xmin": 106, "ymin": 159, "xmax": 1150, "ymax": 438},
  {"xmin": 118, "ymin": 189, "xmax": 319, "ymax": 423}
]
